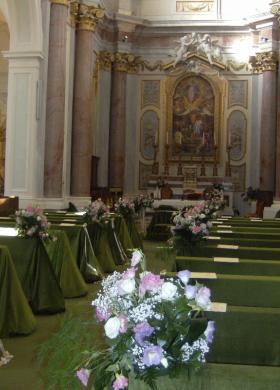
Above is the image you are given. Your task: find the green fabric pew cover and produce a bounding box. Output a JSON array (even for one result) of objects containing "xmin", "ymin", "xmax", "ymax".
[
  {"xmin": 114, "ymin": 215, "xmax": 134, "ymax": 253},
  {"xmin": 209, "ymin": 229, "xmax": 280, "ymax": 240},
  {"xmin": 146, "ymin": 207, "xmax": 175, "ymax": 240},
  {"xmin": 50, "ymin": 224, "xmax": 104, "ymax": 282},
  {"xmin": 44, "ymin": 229, "xmax": 88, "ymax": 298},
  {"xmin": 179, "ymin": 244, "xmax": 280, "ymax": 261},
  {"xmin": 176, "ymin": 256, "xmax": 280, "ymax": 277},
  {"xmin": 0, "ymin": 245, "xmax": 36, "ymax": 337},
  {"xmin": 207, "ymin": 305, "xmax": 280, "ymax": 366},
  {"xmin": 189, "ymin": 274, "xmax": 280, "ymax": 308},
  {"xmin": 203, "ymin": 236, "xmax": 280, "ymax": 248},
  {"xmin": 124, "ymin": 216, "xmax": 143, "ymax": 249},
  {"xmin": 0, "ymin": 236, "xmax": 65, "ymax": 314},
  {"xmin": 86, "ymin": 222, "xmax": 117, "ymax": 272}
]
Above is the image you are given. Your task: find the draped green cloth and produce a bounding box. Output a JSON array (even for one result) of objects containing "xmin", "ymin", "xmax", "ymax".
[
  {"xmin": 87, "ymin": 222, "xmax": 117, "ymax": 272},
  {"xmin": 50, "ymin": 224, "xmax": 104, "ymax": 282},
  {"xmin": 0, "ymin": 236, "xmax": 65, "ymax": 314},
  {"xmin": 203, "ymin": 236, "xmax": 280, "ymax": 248},
  {"xmin": 44, "ymin": 230, "xmax": 88, "ymax": 298},
  {"xmin": 176, "ymin": 256, "xmax": 280, "ymax": 277},
  {"xmin": 114, "ymin": 215, "xmax": 133, "ymax": 252},
  {"xmin": 146, "ymin": 207, "xmax": 175, "ymax": 240},
  {"xmin": 124, "ymin": 216, "xmax": 143, "ymax": 249},
  {"xmin": 180, "ymin": 244, "xmax": 280, "ymax": 260},
  {"xmin": 0, "ymin": 245, "xmax": 36, "ymax": 337},
  {"xmin": 207, "ymin": 305, "xmax": 280, "ymax": 366},
  {"xmin": 190, "ymin": 273, "xmax": 280, "ymax": 308}
]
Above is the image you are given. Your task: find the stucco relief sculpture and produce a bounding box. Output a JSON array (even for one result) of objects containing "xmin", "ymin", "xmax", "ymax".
[{"xmin": 174, "ymin": 33, "xmax": 223, "ymax": 67}]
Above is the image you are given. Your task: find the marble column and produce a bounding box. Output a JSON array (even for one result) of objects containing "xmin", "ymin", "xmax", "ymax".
[
  {"xmin": 259, "ymin": 69, "xmax": 277, "ymax": 193},
  {"xmin": 108, "ymin": 54, "xmax": 128, "ymax": 190},
  {"xmin": 44, "ymin": 0, "xmax": 69, "ymax": 197},
  {"xmin": 70, "ymin": 5, "xmax": 104, "ymax": 196}
]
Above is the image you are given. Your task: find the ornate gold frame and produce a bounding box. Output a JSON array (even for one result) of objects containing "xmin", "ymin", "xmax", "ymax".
[
  {"xmin": 166, "ymin": 70, "xmax": 225, "ymax": 163},
  {"xmin": 228, "ymin": 80, "xmax": 248, "ymax": 109},
  {"xmin": 141, "ymin": 80, "xmax": 161, "ymax": 109}
]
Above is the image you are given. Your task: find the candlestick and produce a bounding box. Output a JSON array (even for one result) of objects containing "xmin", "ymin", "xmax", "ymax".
[
  {"xmin": 164, "ymin": 144, "xmax": 169, "ymax": 175},
  {"xmin": 213, "ymin": 144, "xmax": 218, "ymax": 176},
  {"xmin": 166, "ymin": 131, "xmax": 169, "ymax": 145},
  {"xmin": 225, "ymin": 144, "xmax": 232, "ymax": 177},
  {"xmin": 200, "ymin": 155, "xmax": 206, "ymax": 176}
]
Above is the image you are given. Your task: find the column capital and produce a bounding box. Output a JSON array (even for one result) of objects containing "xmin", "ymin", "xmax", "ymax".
[
  {"xmin": 271, "ymin": 1, "xmax": 280, "ymax": 26},
  {"xmin": 250, "ymin": 51, "xmax": 278, "ymax": 74},
  {"xmin": 49, "ymin": 0, "xmax": 70, "ymax": 6},
  {"xmin": 113, "ymin": 52, "xmax": 140, "ymax": 73},
  {"xmin": 70, "ymin": 3, "xmax": 105, "ymax": 31}
]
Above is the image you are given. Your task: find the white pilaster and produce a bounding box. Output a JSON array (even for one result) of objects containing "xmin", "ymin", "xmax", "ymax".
[{"xmin": 3, "ymin": 51, "xmax": 44, "ymax": 204}]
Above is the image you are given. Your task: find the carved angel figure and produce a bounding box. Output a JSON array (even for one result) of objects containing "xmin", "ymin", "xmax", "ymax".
[
  {"xmin": 173, "ymin": 33, "xmax": 198, "ymax": 67},
  {"xmin": 197, "ymin": 34, "xmax": 223, "ymax": 64}
]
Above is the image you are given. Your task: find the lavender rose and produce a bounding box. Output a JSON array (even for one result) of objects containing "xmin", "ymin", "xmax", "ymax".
[
  {"xmin": 177, "ymin": 270, "xmax": 191, "ymax": 285},
  {"xmin": 76, "ymin": 368, "xmax": 90, "ymax": 387},
  {"xmin": 143, "ymin": 345, "xmax": 163, "ymax": 367},
  {"xmin": 195, "ymin": 287, "xmax": 211, "ymax": 309},
  {"xmin": 134, "ymin": 322, "xmax": 154, "ymax": 346},
  {"xmin": 113, "ymin": 374, "xmax": 128, "ymax": 389}
]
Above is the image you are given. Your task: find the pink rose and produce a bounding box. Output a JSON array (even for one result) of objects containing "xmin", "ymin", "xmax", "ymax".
[
  {"xmin": 113, "ymin": 375, "xmax": 128, "ymax": 389},
  {"xmin": 76, "ymin": 368, "xmax": 90, "ymax": 387},
  {"xmin": 95, "ymin": 306, "xmax": 111, "ymax": 322},
  {"xmin": 139, "ymin": 273, "xmax": 163, "ymax": 296},
  {"xmin": 118, "ymin": 314, "xmax": 128, "ymax": 334},
  {"xmin": 123, "ymin": 267, "xmax": 136, "ymax": 279},
  {"xmin": 192, "ymin": 225, "xmax": 202, "ymax": 234}
]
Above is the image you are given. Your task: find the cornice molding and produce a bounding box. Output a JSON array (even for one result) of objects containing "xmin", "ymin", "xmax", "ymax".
[{"xmin": 50, "ymin": 0, "xmax": 70, "ymax": 6}]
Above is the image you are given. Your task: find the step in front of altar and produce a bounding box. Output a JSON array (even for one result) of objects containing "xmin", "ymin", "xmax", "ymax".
[
  {"xmin": 176, "ymin": 256, "xmax": 280, "ymax": 277},
  {"xmin": 207, "ymin": 305, "xmax": 280, "ymax": 366}
]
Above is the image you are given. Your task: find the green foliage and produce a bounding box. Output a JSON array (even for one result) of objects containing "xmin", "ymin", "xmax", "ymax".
[{"xmin": 37, "ymin": 316, "xmax": 102, "ymax": 390}]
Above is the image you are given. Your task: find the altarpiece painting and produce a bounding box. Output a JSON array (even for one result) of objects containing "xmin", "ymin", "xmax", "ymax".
[{"xmin": 168, "ymin": 74, "xmax": 220, "ymax": 161}]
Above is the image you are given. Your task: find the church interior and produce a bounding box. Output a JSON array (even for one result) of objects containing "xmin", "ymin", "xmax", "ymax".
[{"xmin": 1, "ymin": 0, "xmax": 280, "ymax": 389}]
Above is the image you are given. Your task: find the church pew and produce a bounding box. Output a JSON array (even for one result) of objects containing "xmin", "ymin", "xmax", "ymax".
[
  {"xmin": 166, "ymin": 272, "xmax": 280, "ymax": 308},
  {"xmin": 204, "ymin": 236, "xmax": 280, "ymax": 248},
  {"xmin": 176, "ymin": 256, "xmax": 280, "ymax": 276},
  {"xmin": 207, "ymin": 305, "xmax": 280, "ymax": 366},
  {"xmin": 209, "ymin": 229, "xmax": 280, "ymax": 240},
  {"xmin": 186, "ymin": 244, "xmax": 280, "ymax": 261}
]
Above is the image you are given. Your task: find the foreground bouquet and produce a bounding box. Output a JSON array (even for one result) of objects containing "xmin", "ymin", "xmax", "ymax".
[
  {"xmin": 15, "ymin": 205, "xmax": 51, "ymax": 239},
  {"xmin": 134, "ymin": 195, "xmax": 154, "ymax": 214},
  {"xmin": 76, "ymin": 250, "xmax": 215, "ymax": 389},
  {"xmin": 85, "ymin": 199, "xmax": 110, "ymax": 223},
  {"xmin": 115, "ymin": 197, "xmax": 135, "ymax": 219}
]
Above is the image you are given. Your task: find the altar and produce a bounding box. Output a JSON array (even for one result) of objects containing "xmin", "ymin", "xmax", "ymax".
[{"xmin": 148, "ymin": 174, "xmax": 234, "ymax": 210}]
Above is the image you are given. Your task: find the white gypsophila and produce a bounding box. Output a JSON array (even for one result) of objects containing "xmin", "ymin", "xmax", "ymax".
[
  {"xmin": 181, "ymin": 338, "xmax": 210, "ymax": 363},
  {"xmin": 161, "ymin": 282, "xmax": 178, "ymax": 301},
  {"xmin": 130, "ymin": 340, "xmax": 145, "ymax": 370},
  {"xmin": 104, "ymin": 317, "xmax": 121, "ymax": 339}
]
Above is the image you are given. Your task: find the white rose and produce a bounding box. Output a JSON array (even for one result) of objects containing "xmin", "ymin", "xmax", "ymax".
[
  {"xmin": 161, "ymin": 357, "xmax": 168, "ymax": 368},
  {"xmin": 104, "ymin": 317, "xmax": 121, "ymax": 339},
  {"xmin": 161, "ymin": 282, "xmax": 177, "ymax": 301},
  {"xmin": 118, "ymin": 278, "xmax": 136, "ymax": 295}
]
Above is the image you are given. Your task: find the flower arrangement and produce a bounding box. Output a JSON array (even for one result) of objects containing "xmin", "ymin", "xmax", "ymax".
[
  {"xmin": 170, "ymin": 202, "xmax": 212, "ymax": 252},
  {"xmin": 203, "ymin": 184, "xmax": 225, "ymax": 212},
  {"xmin": 115, "ymin": 197, "xmax": 135, "ymax": 219},
  {"xmin": 76, "ymin": 250, "xmax": 214, "ymax": 389},
  {"xmin": 134, "ymin": 195, "xmax": 154, "ymax": 215},
  {"xmin": 85, "ymin": 199, "xmax": 110, "ymax": 223},
  {"xmin": 15, "ymin": 205, "xmax": 51, "ymax": 239}
]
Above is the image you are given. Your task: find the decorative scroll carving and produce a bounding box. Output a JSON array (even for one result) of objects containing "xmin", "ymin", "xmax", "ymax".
[
  {"xmin": 176, "ymin": 1, "xmax": 214, "ymax": 12},
  {"xmin": 97, "ymin": 51, "xmax": 164, "ymax": 73},
  {"xmin": 226, "ymin": 60, "xmax": 249, "ymax": 72},
  {"xmin": 250, "ymin": 52, "xmax": 278, "ymax": 74}
]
